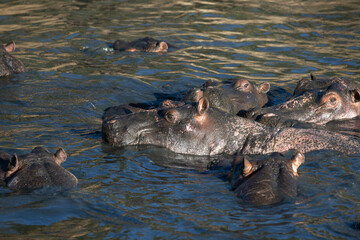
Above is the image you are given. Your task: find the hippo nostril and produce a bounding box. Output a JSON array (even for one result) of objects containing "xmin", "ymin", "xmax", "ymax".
[{"xmin": 352, "ymin": 90, "xmax": 360, "ymax": 102}]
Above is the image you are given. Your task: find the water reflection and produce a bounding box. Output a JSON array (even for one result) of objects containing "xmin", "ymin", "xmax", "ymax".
[{"xmin": 0, "ymin": 0, "xmax": 360, "ymax": 239}]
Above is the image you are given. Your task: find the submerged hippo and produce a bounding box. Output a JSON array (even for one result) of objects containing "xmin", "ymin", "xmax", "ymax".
[
  {"xmin": 102, "ymin": 97, "xmax": 360, "ymax": 156},
  {"xmin": 183, "ymin": 79, "xmax": 270, "ymax": 114},
  {"xmin": 112, "ymin": 37, "xmax": 171, "ymax": 53},
  {"xmin": 0, "ymin": 147, "xmax": 78, "ymax": 192},
  {"xmin": 0, "ymin": 41, "xmax": 25, "ymax": 77},
  {"xmin": 228, "ymin": 151, "xmax": 304, "ymax": 205},
  {"xmin": 249, "ymin": 75, "xmax": 360, "ymax": 126}
]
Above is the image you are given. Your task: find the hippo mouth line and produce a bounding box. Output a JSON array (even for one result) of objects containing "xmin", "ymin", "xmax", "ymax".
[
  {"xmin": 302, "ymin": 103, "xmax": 335, "ymax": 124},
  {"xmin": 133, "ymin": 128, "xmax": 157, "ymax": 145},
  {"xmin": 230, "ymin": 96, "xmax": 247, "ymax": 103},
  {"xmin": 304, "ymin": 115, "xmax": 330, "ymax": 125}
]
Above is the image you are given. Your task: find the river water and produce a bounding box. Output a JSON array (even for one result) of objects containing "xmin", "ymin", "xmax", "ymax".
[{"xmin": 0, "ymin": 0, "xmax": 360, "ymax": 239}]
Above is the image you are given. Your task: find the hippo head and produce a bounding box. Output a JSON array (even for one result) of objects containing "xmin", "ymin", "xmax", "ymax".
[
  {"xmin": 113, "ymin": 37, "xmax": 168, "ymax": 53},
  {"xmin": 0, "ymin": 147, "xmax": 78, "ymax": 191},
  {"xmin": 183, "ymin": 79, "xmax": 270, "ymax": 115},
  {"xmin": 0, "ymin": 41, "xmax": 26, "ymax": 77},
  {"xmin": 102, "ymin": 97, "xmax": 248, "ymax": 155},
  {"xmin": 138, "ymin": 38, "xmax": 168, "ymax": 53},
  {"xmin": 251, "ymin": 77, "xmax": 360, "ymax": 125},
  {"xmin": 228, "ymin": 151, "xmax": 305, "ymax": 205}
]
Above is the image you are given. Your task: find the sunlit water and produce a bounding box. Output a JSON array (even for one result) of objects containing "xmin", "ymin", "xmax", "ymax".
[{"xmin": 0, "ymin": 0, "xmax": 360, "ymax": 238}]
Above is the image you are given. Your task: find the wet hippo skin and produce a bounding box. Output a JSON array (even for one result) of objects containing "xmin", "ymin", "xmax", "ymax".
[
  {"xmin": 0, "ymin": 147, "xmax": 78, "ymax": 192},
  {"xmin": 249, "ymin": 74, "xmax": 360, "ymax": 126},
  {"xmin": 183, "ymin": 78, "xmax": 270, "ymax": 114},
  {"xmin": 112, "ymin": 37, "xmax": 170, "ymax": 53},
  {"xmin": 0, "ymin": 41, "xmax": 25, "ymax": 77},
  {"xmin": 102, "ymin": 97, "xmax": 360, "ymax": 156},
  {"xmin": 228, "ymin": 151, "xmax": 304, "ymax": 205}
]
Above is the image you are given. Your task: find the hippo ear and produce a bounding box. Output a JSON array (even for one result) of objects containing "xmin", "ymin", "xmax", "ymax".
[
  {"xmin": 5, "ymin": 41, "xmax": 16, "ymax": 53},
  {"xmin": 257, "ymin": 82, "xmax": 270, "ymax": 94},
  {"xmin": 5, "ymin": 153, "xmax": 19, "ymax": 178},
  {"xmin": 8, "ymin": 153, "xmax": 18, "ymax": 170},
  {"xmin": 157, "ymin": 41, "xmax": 168, "ymax": 52},
  {"xmin": 290, "ymin": 151, "xmax": 305, "ymax": 176},
  {"xmin": 243, "ymin": 157, "xmax": 253, "ymax": 177},
  {"xmin": 310, "ymin": 73, "xmax": 317, "ymax": 81},
  {"xmin": 54, "ymin": 148, "xmax": 67, "ymax": 165},
  {"xmin": 350, "ymin": 89, "xmax": 360, "ymax": 103},
  {"xmin": 197, "ymin": 97, "xmax": 209, "ymax": 115}
]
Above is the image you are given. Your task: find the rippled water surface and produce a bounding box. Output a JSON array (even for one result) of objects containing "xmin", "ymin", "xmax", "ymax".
[{"xmin": 1, "ymin": 0, "xmax": 360, "ymax": 238}]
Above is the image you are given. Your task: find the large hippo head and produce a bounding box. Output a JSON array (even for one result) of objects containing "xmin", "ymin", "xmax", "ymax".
[
  {"xmin": 250, "ymin": 76, "xmax": 360, "ymax": 125},
  {"xmin": 0, "ymin": 147, "xmax": 78, "ymax": 192},
  {"xmin": 102, "ymin": 97, "xmax": 262, "ymax": 156},
  {"xmin": 0, "ymin": 41, "xmax": 26, "ymax": 77},
  {"xmin": 228, "ymin": 151, "xmax": 305, "ymax": 205},
  {"xmin": 112, "ymin": 37, "xmax": 169, "ymax": 53},
  {"xmin": 183, "ymin": 78, "xmax": 270, "ymax": 114}
]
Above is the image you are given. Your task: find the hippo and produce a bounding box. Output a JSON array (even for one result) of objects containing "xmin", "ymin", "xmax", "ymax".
[
  {"xmin": 183, "ymin": 79, "xmax": 270, "ymax": 115},
  {"xmin": 102, "ymin": 97, "xmax": 360, "ymax": 156},
  {"xmin": 0, "ymin": 41, "xmax": 26, "ymax": 77},
  {"xmin": 248, "ymin": 75, "xmax": 360, "ymax": 126},
  {"xmin": 102, "ymin": 99, "xmax": 186, "ymax": 123},
  {"xmin": 112, "ymin": 37, "xmax": 171, "ymax": 53},
  {"xmin": 228, "ymin": 151, "xmax": 304, "ymax": 205},
  {"xmin": 0, "ymin": 147, "xmax": 78, "ymax": 192}
]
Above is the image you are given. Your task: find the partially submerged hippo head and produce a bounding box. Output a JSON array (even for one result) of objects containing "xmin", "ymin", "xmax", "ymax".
[
  {"xmin": 183, "ymin": 78, "xmax": 270, "ymax": 114},
  {"xmin": 228, "ymin": 151, "xmax": 304, "ymax": 205},
  {"xmin": 103, "ymin": 97, "xmax": 239, "ymax": 155},
  {"xmin": 0, "ymin": 41, "xmax": 26, "ymax": 77},
  {"xmin": 0, "ymin": 147, "xmax": 78, "ymax": 192},
  {"xmin": 250, "ymin": 75, "xmax": 360, "ymax": 125},
  {"xmin": 112, "ymin": 37, "xmax": 169, "ymax": 53},
  {"xmin": 103, "ymin": 97, "xmax": 360, "ymax": 156}
]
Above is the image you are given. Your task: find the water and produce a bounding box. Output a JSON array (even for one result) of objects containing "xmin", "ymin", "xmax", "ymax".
[{"xmin": 0, "ymin": 0, "xmax": 360, "ymax": 238}]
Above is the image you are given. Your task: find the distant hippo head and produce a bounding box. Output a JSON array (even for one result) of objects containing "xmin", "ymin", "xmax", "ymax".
[
  {"xmin": 113, "ymin": 37, "xmax": 169, "ymax": 53},
  {"xmin": 183, "ymin": 78, "xmax": 270, "ymax": 114},
  {"xmin": 250, "ymin": 76, "xmax": 360, "ymax": 125},
  {"xmin": 0, "ymin": 147, "xmax": 78, "ymax": 192},
  {"xmin": 228, "ymin": 151, "xmax": 304, "ymax": 205},
  {"xmin": 0, "ymin": 41, "xmax": 26, "ymax": 77}
]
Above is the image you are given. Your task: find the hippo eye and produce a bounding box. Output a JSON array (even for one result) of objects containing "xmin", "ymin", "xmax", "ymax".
[
  {"xmin": 164, "ymin": 109, "xmax": 179, "ymax": 123},
  {"xmin": 233, "ymin": 79, "xmax": 251, "ymax": 92},
  {"xmin": 322, "ymin": 93, "xmax": 340, "ymax": 107}
]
